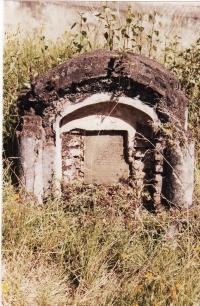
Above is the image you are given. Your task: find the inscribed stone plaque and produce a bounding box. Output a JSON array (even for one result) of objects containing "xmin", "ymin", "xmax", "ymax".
[{"xmin": 84, "ymin": 134, "xmax": 129, "ymax": 184}]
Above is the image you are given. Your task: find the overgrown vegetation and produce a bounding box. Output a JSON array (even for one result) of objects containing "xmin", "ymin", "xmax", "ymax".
[
  {"xmin": 3, "ymin": 182, "xmax": 200, "ymax": 305},
  {"xmin": 3, "ymin": 6, "xmax": 200, "ymax": 154},
  {"xmin": 3, "ymin": 5, "xmax": 200, "ymax": 305}
]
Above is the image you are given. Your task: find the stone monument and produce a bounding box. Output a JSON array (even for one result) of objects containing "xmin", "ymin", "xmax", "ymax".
[{"xmin": 17, "ymin": 50, "xmax": 194, "ymax": 209}]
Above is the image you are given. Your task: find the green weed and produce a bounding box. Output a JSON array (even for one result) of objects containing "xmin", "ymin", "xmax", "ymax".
[{"xmin": 2, "ymin": 5, "xmax": 200, "ymax": 305}]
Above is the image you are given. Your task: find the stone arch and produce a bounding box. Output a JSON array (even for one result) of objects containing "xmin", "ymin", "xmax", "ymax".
[
  {"xmin": 17, "ymin": 50, "xmax": 194, "ymax": 209},
  {"xmin": 53, "ymin": 94, "xmax": 159, "ymax": 191}
]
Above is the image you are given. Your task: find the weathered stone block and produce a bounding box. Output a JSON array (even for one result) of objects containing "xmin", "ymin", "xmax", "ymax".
[{"xmin": 84, "ymin": 134, "xmax": 129, "ymax": 185}]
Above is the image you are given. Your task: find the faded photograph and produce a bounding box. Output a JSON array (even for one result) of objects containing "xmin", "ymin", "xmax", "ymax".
[{"xmin": 3, "ymin": 2, "xmax": 200, "ymax": 305}]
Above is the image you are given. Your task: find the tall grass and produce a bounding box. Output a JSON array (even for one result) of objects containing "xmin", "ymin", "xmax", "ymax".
[
  {"xmin": 3, "ymin": 6, "xmax": 200, "ymax": 157},
  {"xmin": 2, "ymin": 183, "xmax": 200, "ymax": 305},
  {"xmin": 2, "ymin": 5, "xmax": 200, "ymax": 305},
  {"xmin": 3, "ymin": 28, "xmax": 76, "ymax": 156}
]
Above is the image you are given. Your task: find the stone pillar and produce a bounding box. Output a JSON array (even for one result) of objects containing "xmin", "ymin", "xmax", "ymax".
[
  {"xmin": 61, "ymin": 132, "xmax": 84, "ymax": 184},
  {"xmin": 162, "ymin": 141, "xmax": 195, "ymax": 209},
  {"xmin": 153, "ymin": 139, "xmax": 164, "ymax": 210},
  {"xmin": 43, "ymin": 139, "xmax": 55, "ymax": 196},
  {"xmin": 18, "ymin": 115, "xmax": 45, "ymax": 203},
  {"xmin": 133, "ymin": 150, "xmax": 146, "ymax": 188}
]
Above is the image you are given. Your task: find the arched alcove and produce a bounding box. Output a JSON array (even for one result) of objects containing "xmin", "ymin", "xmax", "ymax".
[
  {"xmin": 50, "ymin": 94, "xmax": 159, "ymax": 202},
  {"xmin": 17, "ymin": 50, "xmax": 194, "ymax": 209}
]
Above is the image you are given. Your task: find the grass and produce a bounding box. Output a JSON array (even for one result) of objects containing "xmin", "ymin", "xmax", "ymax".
[
  {"xmin": 2, "ymin": 4, "xmax": 200, "ymax": 305},
  {"xmin": 3, "ymin": 9, "xmax": 200, "ymax": 160},
  {"xmin": 2, "ymin": 182, "xmax": 200, "ymax": 305}
]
